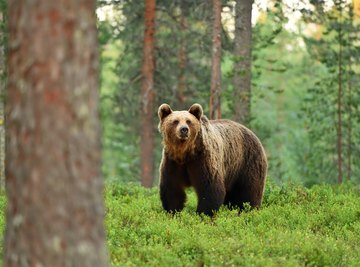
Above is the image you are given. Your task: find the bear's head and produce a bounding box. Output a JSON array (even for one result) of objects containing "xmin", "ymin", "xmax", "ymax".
[{"xmin": 158, "ymin": 103, "xmax": 203, "ymax": 161}]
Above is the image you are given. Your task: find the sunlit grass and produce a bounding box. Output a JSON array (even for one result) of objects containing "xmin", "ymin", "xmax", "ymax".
[
  {"xmin": 0, "ymin": 182, "xmax": 358, "ymax": 266},
  {"xmin": 105, "ymin": 181, "xmax": 360, "ymax": 266}
]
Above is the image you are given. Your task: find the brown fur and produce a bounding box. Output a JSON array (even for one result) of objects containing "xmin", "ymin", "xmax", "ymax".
[{"xmin": 158, "ymin": 103, "xmax": 267, "ymax": 216}]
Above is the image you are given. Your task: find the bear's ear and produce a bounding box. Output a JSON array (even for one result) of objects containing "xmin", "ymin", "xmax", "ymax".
[
  {"xmin": 188, "ymin": 103, "xmax": 203, "ymax": 120},
  {"xmin": 158, "ymin": 104, "xmax": 173, "ymax": 121}
]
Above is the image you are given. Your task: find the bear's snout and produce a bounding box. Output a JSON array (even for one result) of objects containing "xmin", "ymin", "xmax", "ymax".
[
  {"xmin": 178, "ymin": 125, "xmax": 189, "ymax": 139},
  {"xmin": 180, "ymin": 126, "xmax": 189, "ymax": 135}
]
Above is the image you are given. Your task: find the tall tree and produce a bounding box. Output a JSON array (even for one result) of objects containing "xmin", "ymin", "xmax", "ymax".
[
  {"xmin": 346, "ymin": 3, "xmax": 354, "ymax": 180},
  {"xmin": 301, "ymin": 0, "xmax": 360, "ymax": 183},
  {"xmin": 346, "ymin": 47, "xmax": 352, "ymax": 181},
  {"xmin": 5, "ymin": 0, "xmax": 108, "ymax": 266},
  {"xmin": 233, "ymin": 0, "xmax": 253, "ymax": 123},
  {"xmin": 0, "ymin": 0, "xmax": 5, "ymax": 188},
  {"xmin": 209, "ymin": 0, "xmax": 222, "ymax": 120},
  {"xmin": 337, "ymin": 0, "xmax": 344, "ymax": 183},
  {"xmin": 141, "ymin": 0, "xmax": 156, "ymax": 187},
  {"xmin": 344, "ymin": 0, "xmax": 359, "ymax": 181},
  {"xmin": 176, "ymin": 0, "xmax": 188, "ymax": 108}
]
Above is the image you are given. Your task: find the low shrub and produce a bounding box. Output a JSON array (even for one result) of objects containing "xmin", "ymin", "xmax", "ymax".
[{"xmin": 105, "ymin": 181, "xmax": 360, "ymax": 266}]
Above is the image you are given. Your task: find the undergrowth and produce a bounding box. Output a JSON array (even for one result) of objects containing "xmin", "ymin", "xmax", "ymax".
[
  {"xmin": 0, "ymin": 182, "xmax": 359, "ymax": 266},
  {"xmin": 105, "ymin": 181, "xmax": 360, "ymax": 267}
]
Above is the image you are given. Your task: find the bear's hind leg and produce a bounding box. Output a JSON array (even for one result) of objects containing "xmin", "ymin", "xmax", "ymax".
[
  {"xmin": 227, "ymin": 127, "xmax": 267, "ymax": 211},
  {"xmin": 195, "ymin": 183, "xmax": 226, "ymax": 216},
  {"xmin": 224, "ymin": 177, "xmax": 264, "ymax": 211}
]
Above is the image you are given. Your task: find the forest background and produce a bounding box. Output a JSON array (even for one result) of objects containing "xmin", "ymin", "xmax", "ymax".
[
  {"xmin": 0, "ymin": 0, "xmax": 359, "ymax": 266},
  {"xmin": 96, "ymin": 0, "xmax": 360, "ymax": 187},
  {"xmin": 1, "ymin": 0, "xmax": 360, "ymax": 188}
]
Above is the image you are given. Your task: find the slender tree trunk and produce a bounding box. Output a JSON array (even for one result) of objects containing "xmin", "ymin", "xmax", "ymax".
[
  {"xmin": 209, "ymin": 0, "xmax": 222, "ymax": 120},
  {"xmin": 233, "ymin": 0, "xmax": 253, "ymax": 124},
  {"xmin": 0, "ymin": 5, "xmax": 5, "ymax": 189},
  {"xmin": 141, "ymin": 0, "xmax": 156, "ymax": 188},
  {"xmin": 337, "ymin": 7, "xmax": 343, "ymax": 184},
  {"xmin": 346, "ymin": 63, "xmax": 352, "ymax": 181},
  {"xmin": 177, "ymin": 0, "xmax": 188, "ymax": 108},
  {"xmin": 346, "ymin": 28, "xmax": 352, "ymax": 181},
  {"xmin": 5, "ymin": 1, "xmax": 108, "ymax": 266}
]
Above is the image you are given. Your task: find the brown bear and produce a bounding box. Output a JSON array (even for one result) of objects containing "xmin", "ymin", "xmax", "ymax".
[{"xmin": 158, "ymin": 103, "xmax": 267, "ymax": 216}]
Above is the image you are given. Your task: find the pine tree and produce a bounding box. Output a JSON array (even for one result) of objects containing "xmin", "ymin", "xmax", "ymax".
[{"xmin": 5, "ymin": 0, "xmax": 108, "ymax": 265}]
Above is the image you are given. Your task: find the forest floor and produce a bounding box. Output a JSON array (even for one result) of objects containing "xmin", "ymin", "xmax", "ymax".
[
  {"xmin": 105, "ymin": 181, "xmax": 360, "ymax": 266},
  {"xmin": 0, "ymin": 181, "xmax": 359, "ymax": 266}
]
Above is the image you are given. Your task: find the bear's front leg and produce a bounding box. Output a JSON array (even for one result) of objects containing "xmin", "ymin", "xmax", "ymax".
[
  {"xmin": 195, "ymin": 182, "xmax": 225, "ymax": 216},
  {"xmin": 159, "ymin": 158, "xmax": 188, "ymax": 213},
  {"xmin": 160, "ymin": 183, "xmax": 186, "ymax": 213}
]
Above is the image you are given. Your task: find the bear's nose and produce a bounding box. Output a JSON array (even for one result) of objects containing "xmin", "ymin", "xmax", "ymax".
[{"xmin": 180, "ymin": 126, "xmax": 189, "ymax": 135}]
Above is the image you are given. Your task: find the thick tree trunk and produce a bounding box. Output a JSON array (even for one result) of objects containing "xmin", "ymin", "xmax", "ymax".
[
  {"xmin": 233, "ymin": 0, "xmax": 253, "ymax": 124},
  {"xmin": 209, "ymin": 0, "xmax": 222, "ymax": 120},
  {"xmin": 4, "ymin": 1, "xmax": 108, "ymax": 266},
  {"xmin": 141, "ymin": 0, "xmax": 156, "ymax": 188}
]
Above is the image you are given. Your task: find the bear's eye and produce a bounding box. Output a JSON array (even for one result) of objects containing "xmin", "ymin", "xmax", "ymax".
[
  {"xmin": 173, "ymin": 120, "xmax": 179, "ymax": 125},
  {"xmin": 186, "ymin": 120, "xmax": 192, "ymax": 125}
]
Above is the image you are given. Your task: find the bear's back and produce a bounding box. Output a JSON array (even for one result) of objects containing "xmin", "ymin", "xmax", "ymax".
[{"xmin": 205, "ymin": 119, "xmax": 266, "ymax": 186}]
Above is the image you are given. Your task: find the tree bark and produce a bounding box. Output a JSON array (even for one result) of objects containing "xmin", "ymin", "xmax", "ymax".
[
  {"xmin": 141, "ymin": 0, "xmax": 156, "ymax": 188},
  {"xmin": 0, "ymin": 4, "xmax": 5, "ymax": 189},
  {"xmin": 346, "ymin": 59, "xmax": 352, "ymax": 181},
  {"xmin": 5, "ymin": 0, "xmax": 108, "ymax": 266},
  {"xmin": 346, "ymin": 9, "xmax": 353, "ymax": 181},
  {"xmin": 233, "ymin": 0, "xmax": 253, "ymax": 124},
  {"xmin": 209, "ymin": 0, "xmax": 222, "ymax": 120},
  {"xmin": 337, "ymin": 4, "xmax": 343, "ymax": 184},
  {"xmin": 176, "ymin": 0, "xmax": 188, "ymax": 109}
]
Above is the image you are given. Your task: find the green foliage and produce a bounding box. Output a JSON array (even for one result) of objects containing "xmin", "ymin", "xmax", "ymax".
[
  {"xmin": 244, "ymin": 7, "xmax": 314, "ymax": 183},
  {"xmin": 0, "ymin": 0, "xmax": 6, "ymax": 29},
  {"xmin": 99, "ymin": 39, "xmax": 140, "ymax": 181},
  {"xmin": 105, "ymin": 182, "xmax": 360, "ymax": 266},
  {"xmin": 97, "ymin": 1, "xmax": 144, "ymax": 181},
  {"xmin": 97, "ymin": 1, "xmax": 360, "ymax": 186},
  {"xmin": 98, "ymin": 0, "xmax": 214, "ymax": 183},
  {"xmin": 301, "ymin": 0, "xmax": 360, "ymax": 184},
  {"xmin": 0, "ymin": 183, "xmax": 359, "ymax": 265}
]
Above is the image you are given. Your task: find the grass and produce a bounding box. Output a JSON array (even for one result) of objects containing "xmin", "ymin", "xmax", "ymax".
[
  {"xmin": 0, "ymin": 182, "xmax": 359, "ymax": 266},
  {"xmin": 105, "ymin": 182, "xmax": 360, "ymax": 266}
]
